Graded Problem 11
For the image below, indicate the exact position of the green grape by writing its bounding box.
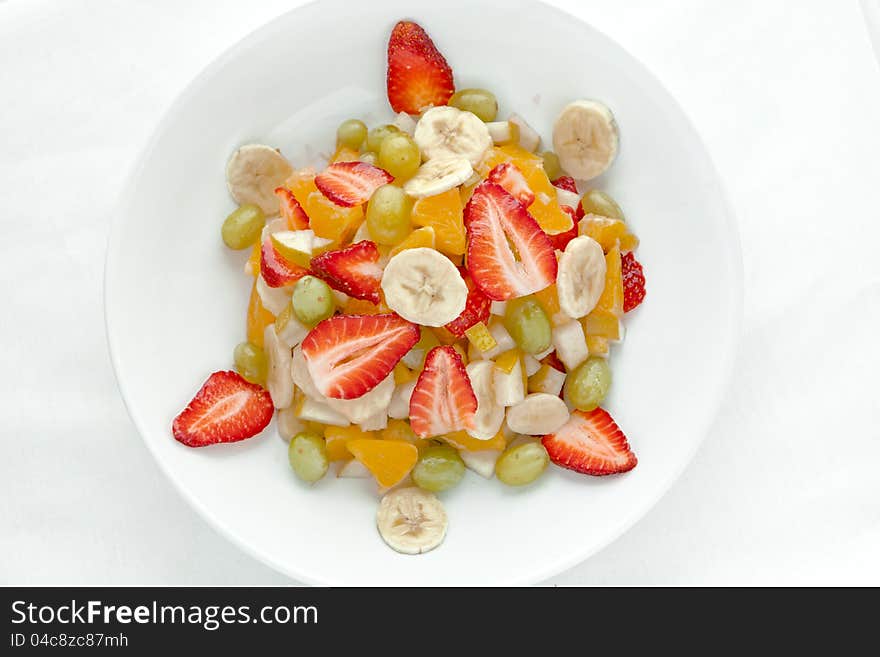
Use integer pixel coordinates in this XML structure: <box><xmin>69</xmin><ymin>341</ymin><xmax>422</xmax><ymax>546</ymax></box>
<box><xmin>378</xmin><ymin>133</ymin><xmax>421</xmax><ymax>180</ymax></box>
<box><xmin>565</xmin><ymin>356</ymin><xmax>612</xmax><ymax>411</ymax></box>
<box><xmin>541</xmin><ymin>151</ymin><xmax>562</xmax><ymax>181</ymax></box>
<box><xmin>337</xmin><ymin>119</ymin><xmax>367</xmax><ymax>150</ymax></box>
<box><xmin>580</xmin><ymin>189</ymin><xmax>624</xmax><ymax>220</ymax></box>
<box><xmin>221</xmin><ymin>204</ymin><xmax>264</xmax><ymax>249</ymax></box>
<box><xmin>503</xmin><ymin>296</ymin><xmax>552</xmax><ymax>354</ymax></box>
<box><xmin>495</xmin><ymin>441</ymin><xmax>549</xmax><ymax>486</ymax></box>
<box><xmin>448</xmin><ymin>88</ymin><xmax>498</xmax><ymax>122</ymax></box>
<box><xmin>288</xmin><ymin>432</ymin><xmax>329</xmax><ymax>483</ymax></box>
<box><xmin>366</xmin><ymin>124</ymin><xmax>400</xmax><ymax>154</ymax></box>
<box><xmin>233</xmin><ymin>341</ymin><xmax>268</xmax><ymax>386</ymax></box>
<box><xmin>291</xmin><ymin>276</ymin><xmax>334</xmax><ymax>326</ymax></box>
<box><xmin>412</xmin><ymin>445</ymin><xmax>465</xmax><ymax>492</ymax></box>
<box><xmin>366</xmin><ymin>184</ymin><xmax>412</xmax><ymax>245</ymax></box>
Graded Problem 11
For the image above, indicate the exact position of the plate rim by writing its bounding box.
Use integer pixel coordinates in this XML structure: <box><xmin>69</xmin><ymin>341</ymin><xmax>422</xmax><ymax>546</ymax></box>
<box><xmin>104</xmin><ymin>0</ymin><xmax>744</xmax><ymax>585</ymax></box>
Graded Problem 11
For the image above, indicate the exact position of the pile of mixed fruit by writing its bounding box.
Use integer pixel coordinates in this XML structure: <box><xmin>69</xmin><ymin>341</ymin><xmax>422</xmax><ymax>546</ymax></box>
<box><xmin>173</xmin><ymin>20</ymin><xmax>646</xmax><ymax>555</ymax></box>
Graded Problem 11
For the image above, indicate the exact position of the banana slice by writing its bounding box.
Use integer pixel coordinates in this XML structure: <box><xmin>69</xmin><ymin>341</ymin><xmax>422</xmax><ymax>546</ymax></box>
<box><xmin>506</xmin><ymin>393</ymin><xmax>570</xmax><ymax>435</ymax></box>
<box><xmin>226</xmin><ymin>144</ymin><xmax>293</xmax><ymax>215</ymax></box>
<box><xmin>376</xmin><ymin>487</ymin><xmax>447</xmax><ymax>555</ymax></box>
<box><xmin>413</xmin><ymin>106</ymin><xmax>492</xmax><ymax>165</ymax></box>
<box><xmin>552</xmin><ymin>100</ymin><xmax>619</xmax><ymax>181</ymax></box>
<box><xmin>381</xmin><ymin>248</ymin><xmax>468</xmax><ymax>326</ymax></box>
<box><xmin>465</xmin><ymin>361</ymin><xmax>505</xmax><ymax>440</ymax></box>
<box><xmin>264</xmin><ymin>325</ymin><xmax>293</xmax><ymax>409</ymax></box>
<box><xmin>403</xmin><ymin>156</ymin><xmax>473</xmax><ymax>198</ymax></box>
<box><xmin>557</xmin><ymin>236</ymin><xmax>606</xmax><ymax>319</ymax></box>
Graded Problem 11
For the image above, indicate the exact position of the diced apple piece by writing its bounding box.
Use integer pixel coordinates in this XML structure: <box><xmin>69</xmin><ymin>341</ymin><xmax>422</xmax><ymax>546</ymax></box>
<box><xmin>552</xmin><ymin>320</ymin><xmax>589</xmax><ymax>370</ymax></box>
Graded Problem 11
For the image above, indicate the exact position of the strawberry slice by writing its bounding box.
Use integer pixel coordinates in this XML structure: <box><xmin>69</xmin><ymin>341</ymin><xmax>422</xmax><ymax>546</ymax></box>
<box><xmin>387</xmin><ymin>20</ymin><xmax>455</xmax><ymax>114</ymax></box>
<box><xmin>310</xmin><ymin>240</ymin><xmax>383</xmax><ymax>303</ymax></box>
<box><xmin>260</xmin><ymin>233</ymin><xmax>308</xmax><ymax>287</ymax></box>
<box><xmin>551</xmin><ymin>176</ymin><xmax>578</xmax><ymax>194</ymax></box>
<box><xmin>172</xmin><ymin>371</ymin><xmax>274</xmax><ymax>447</ymax></box>
<box><xmin>540</xmin><ymin>351</ymin><xmax>566</xmax><ymax>373</ymax></box>
<box><xmin>275</xmin><ymin>187</ymin><xmax>310</xmax><ymax>229</ymax></box>
<box><xmin>444</xmin><ymin>267</ymin><xmax>491</xmax><ymax>337</ymax></box>
<box><xmin>463</xmin><ymin>181</ymin><xmax>558</xmax><ymax>301</ymax></box>
<box><xmin>542</xmin><ymin>408</ymin><xmax>637</xmax><ymax>475</ymax></box>
<box><xmin>547</xmin><ymin>206</ymin><xmax>579</xmax><ymax>251</ymax></box>
<box><xmin>314</xmin><ymin>161</ymin><xmax>394</xmax><ymax>207</ymax></box>
<box><xmin>487</xmin><ymin>163</ymin><xmax>535</xmax><ymax>207</ymax></box>
<box><xmin>301</xmin><ymin>314</ymin><xmax>419</xmax><ymax>399</ymax></box>
<box><xmin>409</xmin><ymin>346</ymin><xmax>477</xmax><ymax>438</ymax></box>
<box><xmin>622</xmin><ymin>251</ymin><xmax>646</xmax><ymax>312</ymax></box>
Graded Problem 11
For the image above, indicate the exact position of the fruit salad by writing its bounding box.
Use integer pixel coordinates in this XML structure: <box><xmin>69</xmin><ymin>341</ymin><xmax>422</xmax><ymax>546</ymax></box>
<box><xmin>172</xmin><ymin>19</ymin><xmax>646</xmax><ymax>555</ymax></box>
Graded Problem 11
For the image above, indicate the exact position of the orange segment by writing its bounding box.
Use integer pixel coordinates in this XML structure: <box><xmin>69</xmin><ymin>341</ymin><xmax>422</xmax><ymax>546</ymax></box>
<box><xmin>347</xmin><ymin>439</ymin><xmax>418</xmax><ymax>488</ymax></box>
<box><xmin>305</xmin><ymin>191</ymin><xmax>363</xmax><ymax>247</ymax></box>
<box><xmin>284</xmin><ymin>168</ymin><xmax>319</xmax><ymax>208</ymax></box>
<box><xmin>324</xmin><ymin>426</ymin><xmax>377</xmax><ymax>461</ymax></box>
<box><xmin>343</xmin><ymin>297</ymin><xmax>381</xmax><ymax>315</ymax></box>
<box><xmin>596</xmin><ymin>243</ymin><xmax>623</xmax><ymax>317</ymax></box>
<box><xmin>582</xmin><ymin>309</ymin><xmax>622</xmax><ymax>341</ymax></box>
<box><xmin>411</xmin><ymin>188</ymin><xmax>466</xmax><ymax>255</ymax></box>
<box><xmin>529</xmin><ymin>196</ymin><xmax>573</xmax><ymax>234</ymax></box>
<box><xmin>245</xmin><ymin>240</ymin><xmax>261</xmax><ymax>277</ymax></box>
<box><xmin>533</xmin><ymin>284</ymin><xmax>568</xmax><ymax>327</ymax></box>
<box><xmin>389</xmin><ymin>226</ymin><xmax>435</xmax><ymax>257</ymax></box>
<box><xmin>579</xmin><ymin>214</ymin><xmax>639</xmax><ymax>253</ymax></box>
<box><xmin>246</xmin><ymin>279</ymin><xmax>275</xmax><ymax>347</ymax></box>
<box><xmin>393</xmin><ymin>362</ymin><xmax>418</xmax><ymax>385</ymax></box>
<box><xmin>441</xmin><ymin>429</ymin><xmax>506</xmax><ymax>452</ymax></box>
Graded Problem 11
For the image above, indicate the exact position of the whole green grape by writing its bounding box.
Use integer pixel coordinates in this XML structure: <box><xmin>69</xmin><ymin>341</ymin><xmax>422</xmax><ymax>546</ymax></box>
<box><xmin>292</xmin><ymin>276</ymin><xmax>334</xmax><ymax>326</ymax></box>
<box><xmin>221</xmin><ymin>204</ymin><xmax>264</xmax><ymax>249</ymax></box>
<box><xmin>233</xmin><ymin>341</ymin><xmax>268</xmax><ymax>386</ymax></box>
<box><xmin>503</xmin><ymin>296</ymin><xmax>552</xmax><ymax>354</ymax></box>
<box><xmin>495</xmin><ymin>441</ymin><xmax>549</xmax><ymax>486</ymax></box>
<box><xmin>565</xmin><ymin>356</ymin><xmax>612</xmax><ymax>411</ymax></box>
<box><xmin>288</xmin><ymin>432</ymin><xmax>329</xmax><ymax>483</ymax></box>
<box><xmin>366</xmin><ymin>124</ymin><xmax>400</xmax><ymax>154</ymax></box>
<box><xmin>412</xmin><ymin>445</ymin><xmax>465</xmax><ymax>492</ymax></box>
<box><xmin>337</xmin><ymin>119</ymin><xmax>367</xmax><ymax>150</ymax></box>
<box><xmin>366</xmin><ymin>184</ymin><xmax>412</xmax><ymax>245</ymax></box>
<box><xmin>448</xmin><ymin>88</ymin><xmax>498</xmax><ymax>122</ymax></box>
<box><xmin>378</xmin><ymin>133</ymin><xmax>421</xmax><ymax>180</ymax></box>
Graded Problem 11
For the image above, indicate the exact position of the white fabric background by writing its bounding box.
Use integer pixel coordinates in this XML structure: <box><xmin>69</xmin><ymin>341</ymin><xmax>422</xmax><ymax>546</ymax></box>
<box><xmin>1</xmin><ymin>0</ymin><xmax>879</xmax><ymax>585</ymax></box>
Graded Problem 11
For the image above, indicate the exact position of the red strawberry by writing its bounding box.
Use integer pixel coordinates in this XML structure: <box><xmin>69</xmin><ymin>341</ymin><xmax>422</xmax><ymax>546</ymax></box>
<box><xmin>487</xmin><ymin>163</ymin><xmax>535</xmax><ymax>207</ymax></box>
<box><xmin>314</xmin><ymin>161</ymin><xmax>394</xmax><ymax>207</ymax></box>
<box><xmin>542</xmin><ymin>408</ymin><xmax>637</xmax><ymax>475</ymax></box>
<box><xmin>622</xmin><ymin>251</ymin><xmax>646</xmax><ymax>312</ymax></box>
<box><xmin>387</xmin><ymin>21</ymin><xmax>455</xmax><ymax>114</ymax></box>
<box><xmin>310</xmin><ymin>240</ymin><xmax>383</xmax><ymax>303</ymax></box>
<box><xmin>172</xmin><ymin>371</ymin><xmax>274</xmax><ymax>447</ymax></box>
<box><xmin>444</xmin><ymin>268</ymin><xmax>491</xmax><ymax>337</ymax></box>
<box><xmin>551</xmin><ymin>176</ymin><xmax>578</xmax><ymax>194</ymax></box>
<box><xmin>464</xmin><ymin>181</ymin><xmax>558</xmax><ymax>301</ymax></box>
<box><xmin>275</xmin><ymin>187</ymin><xmax>309</xmax><ymax>229</ymax></box>
<box><xmin>301</xmin><ymin>314</ymin><xmax>419</xmax><ymax>400</ymax></box>
<box><xmin>547</xmin><ymin>206</ymin><xmax>579</xmax><ymax>251</ymax></box>
<box><xmin>260</xmin><ymin>233</ymin><xmax>308</xmax><ymax>287</ymax></box>
<box><xmin>409</xmin><ymin>346</ymin><xmax>477</xmax><ymax>438</ymax></box>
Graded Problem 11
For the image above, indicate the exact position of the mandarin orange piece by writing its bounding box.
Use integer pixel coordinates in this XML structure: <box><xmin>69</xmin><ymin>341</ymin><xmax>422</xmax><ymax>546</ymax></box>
<box><xmin>411</xmin><ymin>188</ymin><xmax>466</xmax><ymax>255</ymax></box>
<box><xmin>347</xmin><ymin>439</ymin><xmax>419</xmax><ymax>488</ymax></box>
<box><xmin>246</xmin><ymin>279</ymin><xmax>275</xmax><ymax>348</ymax></box>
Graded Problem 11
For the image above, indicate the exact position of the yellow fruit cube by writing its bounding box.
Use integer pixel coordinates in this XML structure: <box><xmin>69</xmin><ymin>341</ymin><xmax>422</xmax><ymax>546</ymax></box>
<box><xmin>586</xmin><ymin>335</ymin><xmax>610</xmax><ymax>357</ymax></box>
<box><xmin>596</xmin><ymin>244</ymin><xmax>623</xmax><ymax>317</ymax></box>
<box><xmin>393</xmin><ymin>362</ymin><xmax>418</xmax><ymax>385</ymax></box>
<box><xmin>305</xmin><ymin>191</ymin><xmax>363</xmax><ymax>247</ymax></box>
<box><xmin>582</xmin><ymin>309</ymin><xmax>622</xmax><ymax>341</ymax></box>
<box><xmin>465</xmin><ymin>322</ymin><xmax>497</xmax><ymax>353</ymax></box>
<box><xmin>324</xmin><ymin>426</ymin><xmax>377</xmax><ymax>461</ymax></box>
<box><xmin>494</xmin><ymin>348</ymin><xmax>521</xmax><ymax>374</ymax></box>
<box><xmin>441</xmin><ymin>429</ymin><xmax>506</xmax><ymax>452</ymax></box>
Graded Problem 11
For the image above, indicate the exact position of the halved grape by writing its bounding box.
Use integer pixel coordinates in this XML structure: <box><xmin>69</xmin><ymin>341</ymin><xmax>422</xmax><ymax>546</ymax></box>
<box><xmin>580</xmin><ymin>189</ymin><xmax>624</xmax><ymax>220</ymax></box>
<box><xmin>366</xmin><ymin>184</ymin><xmax>412</xmax><ymax>245</ymax></box>
<box><xmin>412</xmin><ymin>445</ymin><xmax>465</xmax><ymax>492</ymax></box>
<box><xmin>503</xmin><ymin>296</ymin><xmax>552</xmax><ymax>354</ymax></box>
<box><xmin>541</xmin><ymin>151</ymin><xmax>562</xmax><ymax>181</ymax></box>
<box><xmin>292</xmin><ymin>275</ymin><xmax>334</xmax><ymax>326</ymax></box>
<box><xmin>495</xmin><ymin>441</ymin><xmax>549</xmax><ymax>486</ymax></box>
<box><xmin>448</xmin><ymin>88</ymin><xmax>498</xmax><ymax>122</ymax></box>
<box><xmin>233</xmin><ymin>341</ymin><xmax>268</xmax><ymax>386</ymax></box>
<box><xmin>366</xmin><ymin>124</ymin><xmax>401</xmax><ymax>154</ymax></box>
<box><xmin>379</xmin><ymin>133</ymin><xmax>421</xmax><ymax>180</ymax></box>
<box><xmin>288</xmin><ymin>432</ymin><xmax>329</xmax><ymax>483</ymax></box>
<box><xmin>221</xmin><ymin>204</ymin><xmax>264</xmax><ymax>249</ymax></box>
<box><xmin>565</xmin><ymin>356</ymin><xmax>612</xmax><ymax>411</ymax></box>
<box><xmin>337</xmin><ymin>119</ymin><xmax>367</xmax><ymax>150</ymax></box>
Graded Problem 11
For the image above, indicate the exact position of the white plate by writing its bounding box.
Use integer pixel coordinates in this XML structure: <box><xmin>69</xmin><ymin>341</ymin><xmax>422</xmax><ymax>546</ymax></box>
<box><xmin>105</xmin><ymin>0</ymin><xmax>741</xmax><ymax>585</ymax></box>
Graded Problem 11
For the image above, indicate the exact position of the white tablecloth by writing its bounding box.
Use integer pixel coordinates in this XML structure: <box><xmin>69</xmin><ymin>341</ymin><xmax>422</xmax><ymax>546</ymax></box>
<box><xmin>2</xmin><ymin>0</ymin><xmax>879</xmax><ymax>585</ymax></box>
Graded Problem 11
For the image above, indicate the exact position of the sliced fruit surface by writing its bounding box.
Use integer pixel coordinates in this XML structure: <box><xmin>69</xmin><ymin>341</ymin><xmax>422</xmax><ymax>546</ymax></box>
<box><xmin>310</xmin><ymin>240</ymin><xmax>383</xmax><ymax>303</ymax></box>
<box><xmin>542</xmin><ymin>408</ymin><xmax>637</xmax><ymax>475</ymax></box>
<box><xmin>301</xmin><ymin>313</ymin><xmax>420</xmax><ymax>400</ymax></box>
<box><xmin>410</xmin><ymin>187</ymin><xmax>466</xmax><ymax>255</ymax></box>
<box><xmin>315</xmin><ymin>161</ymin><xmax>394</xmax><ymax>207</ymax></box>
<box><xmin>409</xmin><ymin>345</ymin><xmax>477</xmax><ymax>438</ymax></box>
<box><xmin>464</xmin><ymin>181</ymin><xmax>557</xmax><ymax>300</ymax></box>
<box><xmin>348</xmin><ymin>438</ymin><xmax>418</xmax><ymax>488</ymax></box>
<box><xmin>172</xmin><ymin>371</ymin><xmax>274</xmax><ymax>447</ymax></box>
<box><xmin>386</xmin><ymin>21</ymin><xmax>455</xmax><ymax>114</ymax></box>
